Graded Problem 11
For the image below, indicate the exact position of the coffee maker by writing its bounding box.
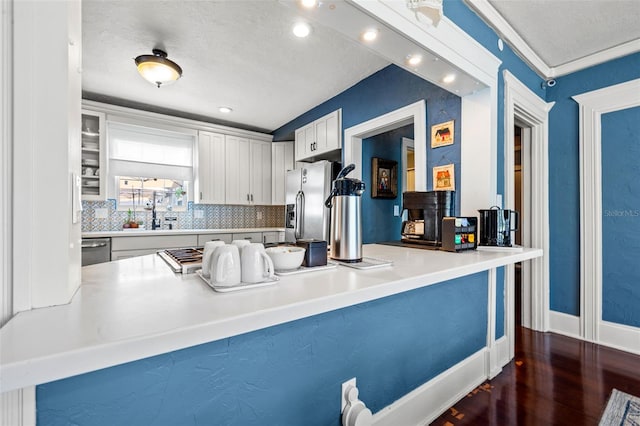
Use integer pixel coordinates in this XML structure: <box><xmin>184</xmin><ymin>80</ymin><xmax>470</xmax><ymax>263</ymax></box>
<box><xmin>478</xmin><ymin>207</ymin><xmax>519</xmax><ymax>247</ymax></box>
<box><xmin>401</xmin><ymin>191</ymin><xmax>455</xmax><ymax>246</ymax></box>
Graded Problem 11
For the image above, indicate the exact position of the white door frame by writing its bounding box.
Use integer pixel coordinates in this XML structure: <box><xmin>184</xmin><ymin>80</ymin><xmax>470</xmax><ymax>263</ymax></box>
<box><xmin>573</xmin><ymin>78</ymin><xmax>640</xmax><ymax>351</ymax></box>
<box><xmin>401</xmin><ymin>137</ymin><xmax>415</xmax><ymax>194</ymax></box>
<box><xmin>344</xmin><ymin>100</ymin><xmax>427</xmax><ymax>191</ymax></box>
<box><xmin>503</xmin><ymin>70</ymin><xmax>554</xmax><ymax>358</ymax></box>
<box><xmin>515</xmin><ymin>124</ymin><xmax>533</xmax><ymax>329</ymax></box>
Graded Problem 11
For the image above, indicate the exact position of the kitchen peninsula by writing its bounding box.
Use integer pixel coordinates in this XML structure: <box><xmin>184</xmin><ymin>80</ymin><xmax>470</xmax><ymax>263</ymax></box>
<box><xmin>2</xmin><ymin>244</ymin><xmax>541</xmax><ymax>425</ymax></box>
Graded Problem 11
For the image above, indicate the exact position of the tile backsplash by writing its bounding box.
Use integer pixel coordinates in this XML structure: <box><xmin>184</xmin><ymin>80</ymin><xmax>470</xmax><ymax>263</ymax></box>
<box><xmin>82</xmin><ymin>200</ymin><xmax>285</xmax><ymax>232</ymax></box>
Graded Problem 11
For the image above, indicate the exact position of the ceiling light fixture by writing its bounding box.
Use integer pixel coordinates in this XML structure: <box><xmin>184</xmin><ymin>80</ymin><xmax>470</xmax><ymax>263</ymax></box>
<box><xmin>300</xmin><ymin>0</ymin><xmax>318</xmax><ymax>8</ymax></box>
<box><xmin>442</xmin><ymin>74</ymin><xmax>456</xmax><ymax>84</ymax></box>
<box><xmin>293</xmin><ymin>22</ymin><xmax>312</xmax><ymax>38</ymax></box>
<box><xmin>134</xmin><ymin>49</ymin><xmax>182</xmax><ymax>88</ymax></box>
<box><xmin>406</xmin><ymin>54</ymin><xmax>422</xmax><ymax>66</ymax></box>
<box><xmin>361</xmin><ymin>29</ymin><xmax>379</xmax><ymax>42</ymax></box>
<box><xmin>219</xmin><ymin>107</ymin><xmax>233</xmax><ymax>114</ymax></box>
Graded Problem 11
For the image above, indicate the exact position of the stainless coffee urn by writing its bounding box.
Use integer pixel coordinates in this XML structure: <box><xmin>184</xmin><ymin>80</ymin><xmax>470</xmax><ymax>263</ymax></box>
<box><xmin>324</xmin><ymin>164</ymin><xmax>366</xmax><ymax>262</ymax></box>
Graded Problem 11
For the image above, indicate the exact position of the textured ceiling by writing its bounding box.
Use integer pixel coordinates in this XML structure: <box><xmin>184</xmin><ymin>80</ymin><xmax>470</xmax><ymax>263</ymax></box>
<box><xmin>488</xmin><ymin>0</ymin><xmax>640</xmax><ymax>67</ymax></box>
<box><xmin>82</xmin><ymin>0</ymin><xmax>389</xmax><ymax>133</ymax></box>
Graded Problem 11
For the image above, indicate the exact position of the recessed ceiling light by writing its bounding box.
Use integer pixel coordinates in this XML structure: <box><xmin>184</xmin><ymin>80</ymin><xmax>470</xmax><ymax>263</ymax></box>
<box><xmin>300</xmin><ymin>0</ymin><xmax>317</xmax><ymax>8</ymax></box>
<box><xmin>219</xmin><ymin>107</ymin><xmax>232</xmax><ymax>113</ymax></box>
<box><xmin>293</xmin><ymin>22</ymin><xmax>311</xmax><ymax>38</ymax></box>
<box><xmin>406</xmin><ymin>54</ymin><xmax>422</xmax><ymax>66</ymax></box>
<box><xmin>361</xmin><ymin>29</ymin><xmax>378</xmax><ymax>42</ymax></box>
<box><xmin>442</xmin><ymin>74</ymin><xmax>456</xmax><ymax>84</ymax></box>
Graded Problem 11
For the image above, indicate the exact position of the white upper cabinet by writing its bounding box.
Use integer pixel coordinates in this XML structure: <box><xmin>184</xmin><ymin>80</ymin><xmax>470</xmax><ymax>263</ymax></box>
<box><xmin>225</xmin><ymin>137</ymin><xmax>271</xmax><ymax>205</ymax></box>
<box><xmin>250</xmin><ymin>140</ymin><xmax>272</xmax><ymax>205</ymax></box>
<box><xmin>197</xmin><ymin>131</ymin><xmax>226</xmax><ymax>204</ymax></box>
<box><xmin>271</xmin><ymin>141</ymin><xmax>294</xmax><ymax>205</ymax></box>
<box><xmin>294</xmin><ymin>109</ymin><xmax>341</xmax><ymax>162</ymax></box>
<box><xmin>81</xmin><ymin>109</ymin><xmax>106</xmax><ymax>201</ymax></box>
<box><xmin>225</xmin><ymin>135</ymin><xmax>251</xmax><ymax>205</ymax></box>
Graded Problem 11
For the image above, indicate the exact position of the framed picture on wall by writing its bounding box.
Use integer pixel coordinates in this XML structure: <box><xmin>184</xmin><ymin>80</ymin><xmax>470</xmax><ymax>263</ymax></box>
<box><xmin>433</xmin><ymin>164</ymin><xmax>455</xmax><ymax>191</ymax></box>
<box><xmin>431</xmin><ymin>120</ymin><xmax>455</xmax><ymax>148</ymax></box>
<box><xmin>371</xmin><ymin>157</ymin><xmax>398</xmax><ymax>199</ymax></box>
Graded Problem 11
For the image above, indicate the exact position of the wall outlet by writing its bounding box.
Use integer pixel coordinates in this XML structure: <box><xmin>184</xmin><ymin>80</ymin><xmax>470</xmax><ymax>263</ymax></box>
<box><xmin>94</xmin><ymin>208</ymin><xmax>108</xmax><ymax>219</ymax></box>
<box><xmin>194</xmin><ymin>210</ymin><xmax>204</xmax><ymax>219</ymax></box>
<box><xmin>393</xmin><ymin>205</ymin><xmax>400</xmax><ymax>216</ymax></box>
<box><xmin>257</xmin><ymin>211</ymin><xmax>263</xmax><ymax>220</ymax></box>
<box><xmin>341</xmin><ymin>377</ymin><xmax>357</xmax><ymax>413</ymax></box>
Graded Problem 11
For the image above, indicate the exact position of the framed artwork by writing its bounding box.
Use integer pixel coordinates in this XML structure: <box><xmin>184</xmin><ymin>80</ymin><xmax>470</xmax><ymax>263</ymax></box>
<box><xmin>431</xmin><ymin>120</ymin><xmax>455</xmax><ymax>148</ymax></box>
<box><xmin>371</xmin><ymin>157</ymin><xmax>398</xmax><ymax>199</ymax></box>
<box><xmin>433</xmin><ymin>164</ymin><xmax>455</xmax><ymax>191</ymax></box>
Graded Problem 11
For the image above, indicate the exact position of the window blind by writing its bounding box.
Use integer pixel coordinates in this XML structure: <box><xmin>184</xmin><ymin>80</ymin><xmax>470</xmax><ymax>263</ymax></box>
<box><xmin>108</xmin><ymin>122</ymin><xmax>195</xmax><ymax>181</ymax></box>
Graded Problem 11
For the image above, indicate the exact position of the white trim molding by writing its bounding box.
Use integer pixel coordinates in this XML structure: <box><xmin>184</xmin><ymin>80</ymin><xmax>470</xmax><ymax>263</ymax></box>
<box><xmin>573</xmin><ymin>78</ymin><xmax>640</xmax><ymax>349</ymax></box>
<box><xmin>372</xmin><ymin>348</ymin><xmax>487</xmax><ymax>426</ymax></box>
<box><xmin>503</xmin><ymin>71</ymin><xmax>554</xmax><ymax>358</ymax></box>
<box><xmin>549</xmin><ymin>310</ymin><xmax>581</xmax><ymax>339</ymax></box>
<box><xmin>464</xmin><ymin>0</ymin><xmax>640</xmax><ymax>79</ymax></box>
<box><xmin>344</xmin><ymin>100</ymin><xmax>427</xmax><ymax>189</ymax></box>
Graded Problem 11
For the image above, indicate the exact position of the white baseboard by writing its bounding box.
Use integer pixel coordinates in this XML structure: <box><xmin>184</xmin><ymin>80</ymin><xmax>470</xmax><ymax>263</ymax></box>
<box><xmin>599</xmin><ymin>320</ymin><xmax>640</xmax><ymax>355</ymax></box>
<box><xmin>549</xmin><ymin>310</ymin><xmax>581</xmax><ymax>339</ymax></box>
<box><xmin>372</xmin><ymin>349</ymin><xmax>487</xmax><ymax>426</ymax></box>
<box><xmin>496</xmin><ymin>335</ymin><xmax>510</xmax><ymax>368</ymax></box>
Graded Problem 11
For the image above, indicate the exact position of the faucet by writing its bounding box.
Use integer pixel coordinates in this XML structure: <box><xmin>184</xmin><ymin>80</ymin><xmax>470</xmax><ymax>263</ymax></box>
<box><xmin>151</xmin><ymin>191</ymin><xmax>161</xmax><ymax>230</ymax></box>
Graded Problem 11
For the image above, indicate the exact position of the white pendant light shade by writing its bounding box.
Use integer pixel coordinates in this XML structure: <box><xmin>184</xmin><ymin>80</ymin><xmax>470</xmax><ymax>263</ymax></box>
<box><xmin>134</xmin><ymin>49</ymin><xmax>183</xmax><ymax>88</ymax></box>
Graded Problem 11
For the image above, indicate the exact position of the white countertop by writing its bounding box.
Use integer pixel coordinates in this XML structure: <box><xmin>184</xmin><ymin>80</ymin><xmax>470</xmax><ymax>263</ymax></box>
<box><xmin>0</xmin><ymin>244</ymin><xmax>542</xmax><ymax>392</ymax></box>
<box><xmin>82</xmin><ymin>227</ymin><xmax>285</xmax><ymax>238</ymax></box>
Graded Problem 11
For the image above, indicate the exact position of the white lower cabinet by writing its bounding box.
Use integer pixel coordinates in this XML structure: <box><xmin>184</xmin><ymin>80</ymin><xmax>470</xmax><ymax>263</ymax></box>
<box><xmin>111</xmin><ymin>249</ymin><xmax>158</xmax><ymax>261</ymax></box>
<box><xmin>197</xmin><ymin>233</ymin><xmax>233</xmax><ymax>246</ymax></box>
<box><xmin>262</xmin><ymin>231</ymin><xmax>284</xmax><ymax>244</ymax></box>
<box><xmin>111</xmin><ymin>235</ymin><xmax>198</xmax><ymax>259</ymax></box>
<box><xmin>231</xmin><ymin>232</ymin><xmax>262</xmax><ymax>243</ymax></box>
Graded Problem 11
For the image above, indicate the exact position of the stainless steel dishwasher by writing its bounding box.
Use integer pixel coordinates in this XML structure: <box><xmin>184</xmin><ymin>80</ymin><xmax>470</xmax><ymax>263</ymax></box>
<box><xmin>81</xmin><ymin>238</ymin><xmax>111</xmax><ymax>266</ymax></box>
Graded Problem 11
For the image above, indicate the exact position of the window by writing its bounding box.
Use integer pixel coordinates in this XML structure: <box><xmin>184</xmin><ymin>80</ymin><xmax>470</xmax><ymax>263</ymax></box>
<box><xmin>107</xmin><ymin>121</ymin><xmax>195</xmax><ymax>211</ymax></box>
<box><xmin>117</xmin><ymin>177</ymin><xmax>188</xmax><ymax>212</ymax></box>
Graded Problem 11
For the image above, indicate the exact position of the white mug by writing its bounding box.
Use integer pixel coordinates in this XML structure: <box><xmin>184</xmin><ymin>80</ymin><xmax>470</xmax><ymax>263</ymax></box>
<box><xmin>241</xmin><ymin>243</ymin><xmax>275</xmax><ymax>283</ymax></box>
<box><xmin>231</xmin><ymin>239</ymin><xmax>252</xmax><ymax>253</ymax></box>
<box><xmin>211</xmin><ymin>244</ymin><xmax>241</xmax><ymax>287</ymax></box>
<box><xmin>201</xmin><ymin>241</ymin><xmax>226</xmax><ymax>278</ymax></box>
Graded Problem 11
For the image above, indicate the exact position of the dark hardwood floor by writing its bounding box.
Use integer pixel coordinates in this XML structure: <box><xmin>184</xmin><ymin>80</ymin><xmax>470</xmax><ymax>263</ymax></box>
<box><xmin>431</xmin><ymin>327</ymin><xmax>640</xmax><ymax>425</ymax></box>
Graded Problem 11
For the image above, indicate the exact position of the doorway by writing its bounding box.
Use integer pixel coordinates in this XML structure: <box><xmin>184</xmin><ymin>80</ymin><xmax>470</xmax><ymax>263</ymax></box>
<box><xmin>514</xmin><ymin>124</ymin><xmax>532</xmax><ymax>328</ymax></box>
<box><xmin>402</xmin><ymin>137</ymin><xmax>415</xmax><ymax>193</ymax></box>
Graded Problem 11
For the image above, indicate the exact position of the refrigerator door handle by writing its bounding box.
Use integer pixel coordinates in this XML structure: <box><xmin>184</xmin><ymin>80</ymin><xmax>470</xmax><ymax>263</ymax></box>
<box><xmin>295</xmin><ymin>190</ymin><xmax>304</xmax><ymax>239</ymax></box>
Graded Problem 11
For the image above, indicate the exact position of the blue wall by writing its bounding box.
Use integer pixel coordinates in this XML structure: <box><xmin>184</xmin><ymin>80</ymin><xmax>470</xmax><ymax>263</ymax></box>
<box><xmin>37</xmin><ymin>273</ymin><xmax>488</xmax><ymax>426</ymax></box>
<box><xmin>446</xmin><ymin>0</ymin><xmax>640</xmax><ymax>323</ymax></box>
<box><xmin>273</xmin><ymin>64</ymin><xmax>462</xmax><ymax>244</ymax></box>
<box><xmin>601</xmin><ymin>106</ymin><xmax>640</xmax><ymax>327</ymax></box>
<box><xmin>361</xmin><ymin>125</ymin><xmax>411</xmax><ymax>243</ymax></box>
<box><xmin>545</xmin><ymin>53</ymin><xmax>640</xmax><ymax>315</ymax></box>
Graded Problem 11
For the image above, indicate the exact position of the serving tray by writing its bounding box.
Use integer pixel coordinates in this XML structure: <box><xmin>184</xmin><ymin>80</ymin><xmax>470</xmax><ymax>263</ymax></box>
<box><xmin>274</xmin><ymin>262</ymin><xmax>338</xmax><ymax>276</ymax></box>
<box><xmin>332</xmin><ymin>257</ymin><xmax>393</xmax><ymax>270</ymax></box>
<box><xmin>196</xmin><ymin>270</ymin><xmax>278</xmax><ymax>292</ymax></box>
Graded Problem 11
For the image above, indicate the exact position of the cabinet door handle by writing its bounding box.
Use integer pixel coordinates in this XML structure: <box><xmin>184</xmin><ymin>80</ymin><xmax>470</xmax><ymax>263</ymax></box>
<box><xmin>251</xmin><ymin>194</ymin><xmax>254</xmax><ymax>202</ymax></box>
<box><xmin>247</xmin><ymin>194</ymin><xmax>250</xmax><ymax>201</ymax></box>
<box><xmin>200</xmin><ymin>191</ymin><xmax>203</xmax><ymax>200</ymax></box>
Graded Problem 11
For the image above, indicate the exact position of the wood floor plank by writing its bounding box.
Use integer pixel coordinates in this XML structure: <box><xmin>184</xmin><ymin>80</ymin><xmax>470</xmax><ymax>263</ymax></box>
<box><xmin>430</xmin><ymin>327</ymin><xmax>640</xmax><ymax>425</ymax></box>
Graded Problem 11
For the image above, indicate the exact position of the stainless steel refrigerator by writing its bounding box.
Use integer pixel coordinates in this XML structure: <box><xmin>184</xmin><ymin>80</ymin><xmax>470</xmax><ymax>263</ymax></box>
<box><xmin>285</xmin><ymin>161</ymin><xmax>339</xmax><ymax>243</ymax></box>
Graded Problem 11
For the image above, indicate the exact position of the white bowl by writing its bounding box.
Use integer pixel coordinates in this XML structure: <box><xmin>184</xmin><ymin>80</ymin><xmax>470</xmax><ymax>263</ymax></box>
<box><xmin>265</xmin><ymin>246</ymin><xmax>306</xmax><ymax>271</ymax></box>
